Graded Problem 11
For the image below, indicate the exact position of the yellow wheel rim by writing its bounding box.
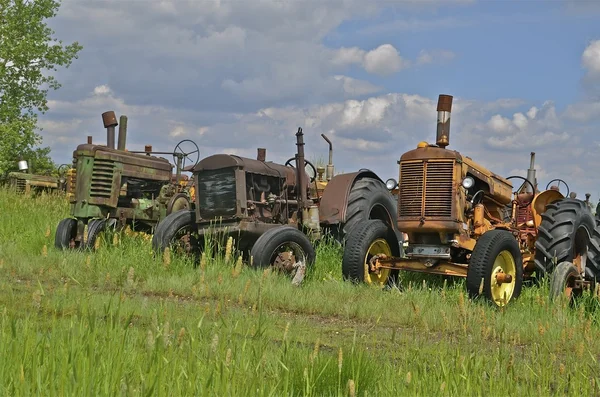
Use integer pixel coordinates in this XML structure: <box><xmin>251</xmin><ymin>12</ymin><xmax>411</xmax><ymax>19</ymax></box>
<box><xmin>489</xmin><ymin>249</ymin><xmax>517</xmax><ymax>306</ymax></box>
<box><xmin>364</xmin><ymin>238</ymin><xmax>392</xmax><ymax>287</ymax></box>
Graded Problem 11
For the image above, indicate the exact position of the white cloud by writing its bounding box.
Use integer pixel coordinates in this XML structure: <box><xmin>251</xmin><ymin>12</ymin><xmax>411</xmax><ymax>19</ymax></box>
<box><xmin>416</xmin><ymin>49</ymin><xmax>456</xmax><ymax>65</ymax></box>
<box><xmin>582</xmin><ymin>40</ymin><xmax>600</xmax><ymax>75</ymax></box>
<box><xmin>330</xmin><ymin>44</ymin><xmax>408</xmax><ymax>76</ymax></box>
<box><xmin>93</xmin><ymin>85</ymin><xmax>111</xmax><ymax>96</ymax></box>
<box><xmin>363</xmin><ymin>44</ymin><xmax>407</xmax><ymax>76</ymax></box>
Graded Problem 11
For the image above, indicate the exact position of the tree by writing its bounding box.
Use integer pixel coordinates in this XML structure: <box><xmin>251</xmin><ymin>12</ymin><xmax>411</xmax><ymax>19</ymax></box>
<box><xmin>0</xmin><ymin>0</ymin><xmax>82</xmax><ymax>176</ymax></box>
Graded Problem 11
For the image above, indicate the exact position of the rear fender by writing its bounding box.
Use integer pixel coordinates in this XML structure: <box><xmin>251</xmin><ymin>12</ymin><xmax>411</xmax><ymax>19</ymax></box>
<box><xmin>319</xmin><ymin>170</ymin><xmax>392</xmax><ymax>226</ymax></box>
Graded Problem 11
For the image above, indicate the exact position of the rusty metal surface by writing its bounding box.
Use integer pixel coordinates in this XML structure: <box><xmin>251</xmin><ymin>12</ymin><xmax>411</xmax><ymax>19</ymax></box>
<box><xmin>193</xmin><ymin>153</ymin><xmax>300</xmax><ymax>185</ymax></box>
<box><xmin>257</xmin><ymin>148</ymin><xmax>266</xmax><ymax>162</ymax></box>
<box><xmin>318</xmin><ymin>170</ymin><xmax>383</xmax><ymax>224</ymax></box>
<box><xmin>378</xmin><ymin>257</ymin><xmax>469</xmax><ymax>277</ymax></box>
<box><xmin>117</xmin><ymin>115</ymin><xmax>128</xmax><ymax>151</ymax></box>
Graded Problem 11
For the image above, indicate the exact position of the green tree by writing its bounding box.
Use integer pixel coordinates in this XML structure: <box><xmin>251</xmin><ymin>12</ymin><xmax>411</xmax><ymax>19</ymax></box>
<box><xmin>0</xmin><ymin>0</ymin><xmax>82</xmax><ymax>176</ymax></box>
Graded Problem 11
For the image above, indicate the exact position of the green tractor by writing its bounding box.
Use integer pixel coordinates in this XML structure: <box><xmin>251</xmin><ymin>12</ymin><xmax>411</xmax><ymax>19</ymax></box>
<box><xmin>54</xmin><ymin>110</ymin><xmax>199</xmax><ymax>250</ymax></box>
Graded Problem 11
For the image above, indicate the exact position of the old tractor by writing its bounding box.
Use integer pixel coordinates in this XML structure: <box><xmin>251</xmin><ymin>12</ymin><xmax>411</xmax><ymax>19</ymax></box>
<box><xmin>3</xmin><ymin>161</ymin><xmax>72</xmax><ymax>195</ymax></box>
<box><xmin>341</xmin><ymin>93</ymin><xmax>599</xmax><ymax>307</ymax></box>
<box><xmin>54</xmin><ymin>110</ymin><xmax>199</xmax><ymax>250</ymax></box>
<box><xmin>152</xmin><ymin>127</ymin><xmax>397</xmax><ymax>281</ymax></box>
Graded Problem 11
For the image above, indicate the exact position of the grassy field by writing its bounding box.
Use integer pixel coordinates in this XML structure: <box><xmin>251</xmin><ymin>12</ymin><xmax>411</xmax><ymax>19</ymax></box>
<box><xmin>2</xmin><ymin>189</ymin><xmax>600</xmax><ymax>396</ymax></box>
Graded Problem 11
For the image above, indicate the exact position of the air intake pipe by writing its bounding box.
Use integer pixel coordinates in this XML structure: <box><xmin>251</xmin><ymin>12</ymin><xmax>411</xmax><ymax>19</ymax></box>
<box><xmin>117</xmin><ymin>115</ymin><xmax>128</xmax><ymax>150</ymax></box>
<box><xmin>526</xmin><ymin>152</ymin><xmax>536</xmax><ymax>193</ymax></box>
<box><xmin>436</xmin><ymin>94</ymin><xmax>453</xmax><ymax>148</ymax></box>
<box><xmin>321</xmin><ymin>133</ymin><xmax>334</xmax><ymax>181</ymax></box>
<box><xmin>102</xmin><ymin>111</ymin><xmax>118</xmax><ymax>149</ymax></box>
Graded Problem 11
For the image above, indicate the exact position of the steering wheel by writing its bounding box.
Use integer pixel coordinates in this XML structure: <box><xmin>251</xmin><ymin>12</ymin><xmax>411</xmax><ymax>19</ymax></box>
<box><xmin>545</xmin><ymin>179</ymin><xmax>569</xmax><ymax>196</ymax></box>
<box><xmin>285</xmin><ymin>157</ymin><xmax>317</xmax><ymax>183</ymax></box>
<box><xmin>57</xmin><ymin>164</ymin><xmax>71</xmax><ymax>177</ymax></box>
<box><xmin>506</xmin><ymin>176</ymin><xmax>536</xmax><ymax>208</ymax></box>
<box><xmin>173</xmin><ymin>139</ymin><xmax>200</xmax><ymax>171</ymax></box>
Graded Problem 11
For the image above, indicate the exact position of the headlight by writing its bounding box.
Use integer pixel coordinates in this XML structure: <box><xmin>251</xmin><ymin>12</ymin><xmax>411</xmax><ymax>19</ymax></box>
<box><xmin>385</xmin><ymin>178</ymin><xmax>397</xmax><ymax>190</ymax></box>
<box><xmin>462</xmin><ymin>176</ymin><xmax>474</xmax><ymax>189</ymax></box>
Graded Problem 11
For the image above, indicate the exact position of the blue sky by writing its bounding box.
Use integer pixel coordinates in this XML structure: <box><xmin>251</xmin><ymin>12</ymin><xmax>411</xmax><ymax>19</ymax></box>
<box><xmin>39</xmin><ymin>0</ymin><xmax>600</xmax><ymax>199</ymax></box>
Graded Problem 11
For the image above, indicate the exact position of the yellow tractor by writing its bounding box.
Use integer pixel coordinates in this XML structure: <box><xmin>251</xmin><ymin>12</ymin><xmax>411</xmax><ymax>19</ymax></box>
<box><xmin>341</xmin><ymin>94</ymin><xmax>599</xmax><ymax>307</ymax></box>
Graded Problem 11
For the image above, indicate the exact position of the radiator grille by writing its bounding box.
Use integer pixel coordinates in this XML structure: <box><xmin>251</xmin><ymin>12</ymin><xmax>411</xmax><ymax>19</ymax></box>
<box><xmin>399</xmin><ymin>160</ymin><xmax>453</xmax><ymax>218</ymax></box>
<box><xmin>16</xmin><ymin>178</ymin><xmax>26</xmax><ymax>193</ymax></box>
<box><xmin>197</xmin><ymin>168</ymin><xmax>237</xmax><ymax>218</ymax></box>
<box><xmin>90</xmin><ymin>159</ymin><xmax>115</xmax><ymax>198</ymax></box>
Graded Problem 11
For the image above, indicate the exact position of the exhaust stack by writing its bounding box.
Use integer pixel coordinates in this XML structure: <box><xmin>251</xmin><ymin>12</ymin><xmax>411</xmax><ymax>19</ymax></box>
<box><xmin>321</xmin><ymin>134</ymin><xmax>334</xmax><ymax>181</ymax></box>
<box><xmin>102</xmin><ymin>111</ymin><xmax>118</xmax><ymax>149</ymax></box>
<box><xmin>117</xmin><ymin>115</ymin><xmax>128</xmax><ymax>150</ymax></box>
<box><xmin>526</xmin><ymin>152</ymin><xmax>536</xmax><ymax>193</ymax></box>
<box><xmin>257</xmin><ymin>148</ymin><xmax>266</xmax><ymax>162</ymax></box>
<box><xmin>295</xmin><ymin>127</ymin><xmax>308</xmax><ymax>212</ymax></box>
<box><xmin>436</xmin><ymin>94</ymin><xmax>453</xmax><ymax>148</ymax></box>
<box><xmin>87</xmin><ymin>136</ymin><xmax>93</xmax><ymax>144</ymax></box>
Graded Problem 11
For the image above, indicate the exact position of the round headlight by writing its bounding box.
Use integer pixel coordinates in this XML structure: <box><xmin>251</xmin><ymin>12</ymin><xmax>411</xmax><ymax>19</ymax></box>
<box><xmin>462</xmin><ymin>176</ymin><xmax>474</xmax><ymax>189</ymax></box>
<box><xmin>386</xmin><ymin>178</ymin><xmax>397</xmax><ymax>190</ymax></box>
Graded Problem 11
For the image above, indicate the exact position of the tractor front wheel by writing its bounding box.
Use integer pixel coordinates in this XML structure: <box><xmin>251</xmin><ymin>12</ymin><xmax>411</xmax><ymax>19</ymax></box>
<box><xmin>341</xmin><ymin>219</ymin><xmax>400</xmax><ymax>288</ymax></box>
<box><xmin>466</xmin><ymin>230</ymin><xmax>523</xmax><ymax>307</ymax></box>
<box><xmin>250</xmin><ymin>226</ymin><xmax>315</xmax><ymax>285</ymax></box>
<box><xmin>549</xmin><ymin>261</ymin><xmax>583</xmax><ymax>305</ymax></box>
<box><xmin>152</xmin><ymin>210</ymin><xmax>201</xmax><ymax>261</ymax></box>
<box><xmin>85</xmin><ymin>218</ymin><xmax>106</xmax><ymax>250</ymax></box>
<box><xmin>54</xmin><ymin>218</ymin><xmax>78</xmax><ymax>250</ymax></box>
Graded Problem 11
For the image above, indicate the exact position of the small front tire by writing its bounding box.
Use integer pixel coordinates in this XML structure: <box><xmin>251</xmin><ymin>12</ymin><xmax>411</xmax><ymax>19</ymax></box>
<box><xmin>549</xmin><ymin>261</ymin><xmax>584</xmax><ymax>305</ymax></box>
<box><xmin>55</xmin><ymin>218</ymin><xmax>77</xmax><ymax>250</ymax></box>
<box><xmin>466</xmin><ymin>229</ymin><xmax>523</xmax><ymax>307</ymax></box>
<box><xmin>250</xmin><ymin>226</ymin><xmax>315</xmax><ymax>285</ymax></box>
<box><xmin>342</xmin><ymin>219</ymin><xmax>400</xmax><ymax>287</ymax></box>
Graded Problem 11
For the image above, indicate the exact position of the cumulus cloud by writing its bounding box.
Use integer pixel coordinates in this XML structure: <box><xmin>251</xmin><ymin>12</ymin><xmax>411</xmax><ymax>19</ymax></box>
<box><xmin>330</xmin><ymin>44</ymin><xmax>408</xmax><ymax>76</ymax></box>
<box><xmin>582</xmin><ymin>40</ymin><xmax>600</xmax><ymax>76</ymax></box>
<box><xmin>416</xmin><ymin>49</ymin><xmax>456</xmax><ymax>65</ymax></box>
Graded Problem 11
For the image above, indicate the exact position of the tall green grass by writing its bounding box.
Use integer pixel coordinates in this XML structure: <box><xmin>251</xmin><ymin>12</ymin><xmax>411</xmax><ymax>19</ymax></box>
<box><xmin>1</xmin><ymin>188</ymin><xmax>600</xmax><ymax>395</ymax></box>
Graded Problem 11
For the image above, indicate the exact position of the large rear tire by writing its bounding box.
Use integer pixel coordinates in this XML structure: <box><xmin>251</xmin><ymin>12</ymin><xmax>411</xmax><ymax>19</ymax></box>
<box><xmin>341</xmin><ymin>177</ymin><xmax>398</xmax><ymax>242</ymax></box>
<box><xmin>342</xmin><ymin>219</ymin><xmax>400</xmax><ymax>287</ymax></box>
<box><xmin>534</xmin><ymin>198</ymin><xmax>597</xmax><ymax>276</ymax></box>
<box><xmin>466</xmin><ymin>230</ymin><xmax>523</xmax><ymax>307</ymax></box>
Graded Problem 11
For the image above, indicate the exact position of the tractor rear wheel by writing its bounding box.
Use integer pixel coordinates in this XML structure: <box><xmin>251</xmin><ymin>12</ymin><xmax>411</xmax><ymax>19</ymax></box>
<box><xmin>533</xmin><ymin>198</ymin><xmax>597</xmax><ymax>277</ymax></box>
<box><xmin>549</xmin><ymin>261</ymin><xmax>583</xmax><ymax>305</ymax></box>
<box><xmin>341</xmin><ymin>219</ymin><xmax>400</xmax><ymax>288</ymax></box>
<box><xmin>250</xmin><ymin>226</ymin><xmax>315</xmax><ymax>285</ymax></box>
<box><xmin>466</xmin><ymin>229</ymin><xmax>523</xmax><ymax>307</ymax></box>
<box><xmin>55</xmin><ymin>218</ymin><xmax>77</xmax><ymax>250</ymax></box>
<box><xmin>341</xmin><ymin>177</ymin><xmax>398</xmax><ymax>242</ymax></box>
<box><xmin>152</xmin><ymin>210</ymin><xmax>201</xmax><ymax>261</ymax></box>
<box><xmin>85</xmin><ymin>218</ymin><xmax>106</xmax><ymax>250</ymax></box>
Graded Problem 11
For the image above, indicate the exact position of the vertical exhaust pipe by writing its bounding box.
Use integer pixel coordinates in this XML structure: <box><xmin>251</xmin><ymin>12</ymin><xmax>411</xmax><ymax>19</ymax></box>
<box><xmin>436</xmin><ymin>94</ymin><xmax>453</xmax><ymax>148</ymax></box>
<box><xmin>87</xmin><ymin>136</ymin><xmax>93</xmax><ymax>144</ymax></box>
<box><xmin>101</xmin><ymin>111</ymin><xmax>118</xmax><ymax>149</ymax></box>
<box><xmin>117</xmin><ymin>115</ymin><xmax>128</xmax><ymax>151</ymax></box>
<box><xmin>295</xmin><ymin>127</ymin><xmax>307</xmax><ymax>212</ymax></box>
<box><xmin>526</xmin><ymin>152</ymin><xmax>536</xmax><ymax>193</ymax></box>
<box><xmin>257</xmin><ymin>148</ymin><xmax>266</xmax><ymax>162</ymax></box>
<box><xmin>321</xmin><ymin>134</ymin><xmax>334</xmax><ymax>181</ymax></box>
